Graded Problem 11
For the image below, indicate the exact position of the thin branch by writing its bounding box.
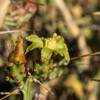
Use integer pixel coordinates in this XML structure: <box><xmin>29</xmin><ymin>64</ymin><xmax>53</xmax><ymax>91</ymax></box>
<box><xmin>71</xmin><ymin>51</ymin><xmax>100</xmax><ymax>61</ymax></box>
<box><xmin>0</xmin><ymin>30</ymin><xmax>21</xmax><ymax>34</ymax></box>
<box><xmin>91</xmin><ymin>79</ymin><xmax>100</xmax><ymax>82</ymax></box>
<box><xmin>33</xmin><ymin>78</ymin><xmax>54</xmax><ymax>95</ymax></box>
<box><xmin>0</xmin><ymin>89</ymin><xmax>19</xmax><ymax>100</ymax></box>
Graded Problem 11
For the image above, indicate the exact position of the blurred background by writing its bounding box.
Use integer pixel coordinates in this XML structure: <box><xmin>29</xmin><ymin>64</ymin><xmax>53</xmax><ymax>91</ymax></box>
<box><xmin>0</xmin><ymin>0</ymin><xmax>100</xmax><ymax>100</ymax></box>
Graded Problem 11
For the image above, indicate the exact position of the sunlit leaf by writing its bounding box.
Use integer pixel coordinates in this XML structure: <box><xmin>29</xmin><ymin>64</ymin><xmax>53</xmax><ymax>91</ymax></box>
<box><xmin>26</xmin><ymin>34</ymin><xmax>43</xmax><ymax>53</ymax></box>
<box><xmin>44</xmin><ymin>33</ymin><xmax>70</xmax><ymax>63</ymax></box>
<box><xmin>26</xmin><ymin>33</ymin><xmax>70</xmax><ymax>64</ymax></box>
<box><xmin>26</xmin><ymin>42</ymin><xmax>42</xmax><ymax>53</ymax></box>
<box><xmin>26</xmin><ymin>34</ymin><xmax>43</xmax><ymax>43</ymax></box>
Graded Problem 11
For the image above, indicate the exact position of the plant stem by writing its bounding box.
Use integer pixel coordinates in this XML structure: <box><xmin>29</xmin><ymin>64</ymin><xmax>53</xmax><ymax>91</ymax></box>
<box><xmin>0</xmin><ymin>30</ymin><xmax>20</xmax><ymax>34</ymax></box>
<box><xmin>22</xmin><ymin>76</ymin><xmax>33</xmax><ymax>100</ymax></box>
<box><xmin>70</xmin><ymin>51</ymin><xmax>100</xmax><ymax>61</ymax></box>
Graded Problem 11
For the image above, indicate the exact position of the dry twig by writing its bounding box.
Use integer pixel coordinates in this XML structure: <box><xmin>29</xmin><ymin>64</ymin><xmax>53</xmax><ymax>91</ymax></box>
<box><xmin>0</xmin><ymin>0</ymin><xmax>11</xmax><ymax>28</ymax></box>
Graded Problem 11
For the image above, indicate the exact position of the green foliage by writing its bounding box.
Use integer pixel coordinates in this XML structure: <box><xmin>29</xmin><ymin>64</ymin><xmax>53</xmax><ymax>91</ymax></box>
<box><xmin>22</xmin><ymin>76</ymin><xmax>33</xmax><ymax>100</ymax></box>
<box><xmin>26</xmin><ymin>33</ymin><xmax>70</xmax><ymax>63</ymax></box>
<box><xmin>6</xmin><ymin>33</ymin><xmax>70</xmax><ymax>100</ymax></box>
<box><xmin>25</xmin><ymin>33</ymin><xmax>70</xmax><ymax>80</ymax></box>
<box><xmin>46</xmin><ymin>33</ymin><xmax>70</xmax><ymax>62</ymax></box>
<box><xmin>9</xmin><ymin>64</ymin><xmax>25</xmax><ymax>84</ymax></box>
<box><xmin>26</xmin><ymin>34</ymin><xmax>43</xmax><ymax>53</ymax></box>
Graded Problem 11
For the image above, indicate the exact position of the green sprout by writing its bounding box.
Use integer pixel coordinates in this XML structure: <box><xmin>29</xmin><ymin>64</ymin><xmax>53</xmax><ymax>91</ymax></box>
<box><xmin>3</xmin><ymin>33</ymin><xmax>70</xmax><ymax>100</ymax></box>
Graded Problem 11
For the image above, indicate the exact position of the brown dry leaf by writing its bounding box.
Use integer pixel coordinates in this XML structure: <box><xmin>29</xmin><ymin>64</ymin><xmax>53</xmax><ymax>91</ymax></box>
<box><xmin>14</xmin><ymin>37</ymin><xmax>26</xmax><ymax>64</ymax></box>
<box><xmin>0</xmin><ymin>0</ymin><xmax>11</xmax><ymax>28</ymax></box>
<box><xmin>63</xmin><ymin>73</ymin><xmax>84</xmax><ymax>97</ymax></box>
<box><xmin>9</xmin><ymin>37</ymin><xmax>26</xmax><ymax>64</ymax></box>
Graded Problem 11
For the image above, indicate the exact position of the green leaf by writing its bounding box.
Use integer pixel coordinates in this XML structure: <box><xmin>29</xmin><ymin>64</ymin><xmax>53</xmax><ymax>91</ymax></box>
<box><xmin>41</xmin><ymin>47</ymin><xmax>53</xmax><ymax>62</ymax></box>
<box><xmin>26</xmin><ymin>35</ymin><xmax>43</xmax><ymax>53</ymax></box>
<box><xmin>26</xmin><ymin>34</ymin><xmax>70</xmax><ymax>64</ymax></box>
<box><xmin>26</xmin><ymin>35</ymin><xmax>42</xmax><ymax>43</ymax></box>
<box><xmin>56</xmin><ymin>44</ymin><xmax>70</xmax><ymax>63</ymax></box>
<box><xmin>26</xmin><ymin>43</ymin><xmax>42</xmax><ymax>53</ymax></box>
<box><xmin>44</xmin><ymin>33</ymin><xmax>70</xmax><ymax>63</ymax></box>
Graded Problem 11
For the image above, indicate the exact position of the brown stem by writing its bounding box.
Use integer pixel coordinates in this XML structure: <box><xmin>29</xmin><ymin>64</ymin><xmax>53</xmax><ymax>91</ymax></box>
<box><xmin>70</xmin><ymin>51</ymin><xmax>100</xmax><ymax>61</ymax></box>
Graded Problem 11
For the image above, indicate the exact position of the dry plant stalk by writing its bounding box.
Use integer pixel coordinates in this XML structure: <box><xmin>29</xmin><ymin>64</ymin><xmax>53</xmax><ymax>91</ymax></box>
<box><xmin>54</xmin><ymin>0</ymin><xmax>80</xmax><ymax>38</ymax></box>
<box><xmin>0</xmin><ymin>0</ymin><xmax>11</xmax><ymax>28</ymax></box>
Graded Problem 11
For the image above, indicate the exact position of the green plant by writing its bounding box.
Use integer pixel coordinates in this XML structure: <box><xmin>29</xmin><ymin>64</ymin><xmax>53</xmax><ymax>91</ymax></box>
<box><xmin>1</xmin><ymin>33</ymin><xmax>100</xmax><ymax>100</ymax></box>
<box><xmin>1</xmin><ymin>33</ymin><xmax>70</xmax><ymax>100</ymax></box>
